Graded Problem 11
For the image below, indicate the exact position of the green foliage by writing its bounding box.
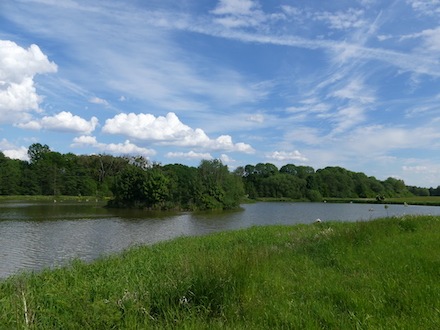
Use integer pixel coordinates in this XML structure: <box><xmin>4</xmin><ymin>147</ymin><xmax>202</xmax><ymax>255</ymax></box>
<box><xmin>243</xmin><ymin>163</ymin><xmax>418</xmax><ymax>201</ymax></box>
<box><xmin>196</xmin><ymin>159</ymin><xmax>244</xmax><ymax>210</ymax></box>
<box><xmin>0</xmin><ymin>144</ymin><xmax>432</xmax><ymax>203</ymax></box>
<box><xmin>1</xmin><ymin>216</ymin><xmax>439</xmax><ymax>328</ymax></box>
<box><xmin>163</xmin><ymin>164</ymin><xmax>201</xmax><ymax>210</ymax></box>
<box><xmin>0</xmin><ymin>152</ymin><xmax>21</xmax><ymax>195</ymax></box>
<box><xmin>109</xmin><ymin>159</ymin><xmax>244</xmax><ymax>210</ymax></box>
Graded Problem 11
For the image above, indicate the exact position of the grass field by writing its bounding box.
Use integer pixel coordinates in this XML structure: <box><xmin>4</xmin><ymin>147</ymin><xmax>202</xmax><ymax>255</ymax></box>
<box><xmin>1</xmin><ymin>215</ymin><xmax>440</xmax><ymax>329</ymax></box>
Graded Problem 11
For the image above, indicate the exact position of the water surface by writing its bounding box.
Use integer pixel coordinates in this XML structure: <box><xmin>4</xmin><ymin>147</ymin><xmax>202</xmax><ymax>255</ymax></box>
<box><xmin>1</xmin><ymin>201</ymin><xmax>439</xmax><ymax>279</ymax></box>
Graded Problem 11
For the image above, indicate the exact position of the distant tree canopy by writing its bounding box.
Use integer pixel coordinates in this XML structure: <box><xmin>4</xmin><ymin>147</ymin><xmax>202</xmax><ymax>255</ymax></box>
<box><xmin>0</xmin><ymin>144</ymin><xmax>436</xmax><ymax>210</ymax></box>
<box><xmin>241</xmin><ymin>163</ymin><xmax>416</xmax><ymax>201</ymax></box>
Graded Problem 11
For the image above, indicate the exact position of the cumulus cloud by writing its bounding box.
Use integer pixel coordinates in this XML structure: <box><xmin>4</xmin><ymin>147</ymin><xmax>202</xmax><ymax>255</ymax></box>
<box><xmin>71</xmin><ymin>135</ymin><xmax>156</xmax><ymax>156</ymax></box>
<box><xmin>103</xmin><ymin>112</ymin><xmax>255</xmax><ymax>153</ymax></box>
<box><xmin>165</xmin><ymin>150</ymin><xmax>213</xmax><ymax>160</ymax></box>
<box><xmin>18</xmin><ymin>111</ymin><xmax>98</xmax><ymax>134</ymax></box>
<box><xmin>0</xmin><ymin>40</ymin><xmax>57</xmax><ymax>122</ymax></box>
<box><xmin>266</xmin><ymin>150</ymin><xmax>308</xmax><ymax>162</ymax></box>
<box><xmin>3</xmin><ymin>147</ymin><xmax>29</xmax><ymax>161</ymax></box>
<box><xmin>0</xmin><ymin>139</ymin><xmax>29</xmax><ymax>161</ymax></box>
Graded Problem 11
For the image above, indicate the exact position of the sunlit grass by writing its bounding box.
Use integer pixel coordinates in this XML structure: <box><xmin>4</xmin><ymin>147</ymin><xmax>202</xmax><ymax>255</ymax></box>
<box><xmin>1</xmin><ymin>216</ymin><xmax>440</xmax><ymax>328</ymax></box>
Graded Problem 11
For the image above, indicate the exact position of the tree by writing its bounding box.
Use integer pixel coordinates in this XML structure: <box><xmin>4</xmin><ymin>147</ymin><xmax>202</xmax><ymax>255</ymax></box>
<box><xmin>254</xmin><ymin>163</ymin><xmax>278</xmax><ymax>177</ymax></box>
<box><xmin>163</xmin><ymin>164</ymin><xmax>201</xmax><ymax>210</ymax></box>
<box><xmin>280</xmin><ymin>164</ymin><xmax>314</xmax><ymax>179</ymax></box>
<box><xmin>198</xmin><ymin>159</ymin><xmax>243</xmax><ymax>210</ymax></box>
<box><xmin>143</xmin><ymin>168</ymin><xmax>170</xmax><ymax>208</ymax></box>
<box><xmin>316</xmin><ymin>167</ymin><xmax>356</xmax><ymax>198</ymax></box>
<box><xmin>383</xmin><ymin>177</ymin><xmax>411</xmax><ymax>197</ymax></box>
<box><xmin>27</xmin><ymin>143</ymin><xmax>50</xmax><ymax>163</ymax></box>
<box><xmin>110</xmin><ymin>165</ymin><xmax>147</xmax><ymax>207</ymax></box>
<box><xmin>0</xmin><ymin>152</ymin><xmax>22</xmax><ymax>195</ymax></box>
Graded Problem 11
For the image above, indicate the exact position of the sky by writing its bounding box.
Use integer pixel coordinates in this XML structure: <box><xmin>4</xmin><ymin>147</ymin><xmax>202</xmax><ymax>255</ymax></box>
<box><xmin>1</xmin><ymin>0</ymin><xmax>440</xmax><ymax>188</ymax></box>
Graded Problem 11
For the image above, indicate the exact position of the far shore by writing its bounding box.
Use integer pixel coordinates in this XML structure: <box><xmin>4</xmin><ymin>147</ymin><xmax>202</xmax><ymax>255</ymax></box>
<box><xmin>2</xmin><ymin>195</ymin><xmax>440</xmax><ymax>206</ymax></box>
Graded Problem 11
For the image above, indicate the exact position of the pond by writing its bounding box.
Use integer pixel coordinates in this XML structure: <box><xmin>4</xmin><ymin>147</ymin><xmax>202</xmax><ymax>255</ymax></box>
<box><xmin>1</xmin><ymin>201</ymin><xmax>440</xmax><ymax>279</ymax></box>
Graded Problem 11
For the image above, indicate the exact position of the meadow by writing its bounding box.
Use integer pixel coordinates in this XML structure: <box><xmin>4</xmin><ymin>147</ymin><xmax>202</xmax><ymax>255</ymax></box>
<box><xmin>1</xmin><ymin>215</ymin><xmax>439</xmax><ymax>329</ymax></box>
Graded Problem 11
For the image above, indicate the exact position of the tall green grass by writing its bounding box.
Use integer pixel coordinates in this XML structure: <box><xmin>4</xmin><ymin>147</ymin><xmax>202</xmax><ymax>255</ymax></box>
<box><xmin>1</xmin><ymin>215</ymin><xmax>439</xmax><ymax>329</ymax></box>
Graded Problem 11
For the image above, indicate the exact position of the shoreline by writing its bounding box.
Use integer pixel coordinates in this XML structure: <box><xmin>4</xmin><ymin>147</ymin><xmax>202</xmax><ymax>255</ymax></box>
<box><xmin>1</xmin><ymin>215</ymin><xmax>439</xmax><ymax>328</ymax></box>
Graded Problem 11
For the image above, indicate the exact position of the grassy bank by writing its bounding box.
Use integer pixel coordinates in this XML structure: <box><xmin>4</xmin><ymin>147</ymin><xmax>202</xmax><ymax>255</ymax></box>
<box><xmin>0</xmin><ymin>195</ymin><xmax>109</xmax><ymax>203</ymax></box>
<box><xmin>326</xmin><ymin>196</ymin><xmax>440</xmax><ymax>206</ymax></box>
<box><xmin>1</xmin><ymin>216</ymin><xmax>440</xmax><ymax>329</ymax></box>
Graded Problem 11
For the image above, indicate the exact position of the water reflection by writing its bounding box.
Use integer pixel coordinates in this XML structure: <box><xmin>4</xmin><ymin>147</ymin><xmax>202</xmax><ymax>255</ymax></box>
<box><xmin>1</xmin><ymin>202</ymin><xmax>440</xmax><ymax>278</ymax></box>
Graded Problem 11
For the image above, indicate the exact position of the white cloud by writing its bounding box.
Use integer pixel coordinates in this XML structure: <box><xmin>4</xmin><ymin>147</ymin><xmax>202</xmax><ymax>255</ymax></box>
<box><xmin>331</xmin><ymin>79</ymin><xmax>375</xmax><ymax>104</ymax></box>
<box><xmin>0</xmin><ymin>40</ymin><xmax>57</xmax><ymax>122</ymax></box>
<box><xmin>18</xmin><ymin>111</ymin><xmax>98</xmax><ymax>134</ymax></box>
<box><xmin>211</xmin><ymin>0</ymin><xmax>266</xmax><ymax>28</ymax></box>
<box><xmin>104</xmin><ymin>140</ymin><xmax>154</xmax><ymax>155</ymax></box>
<box><xmin>377</xmin><ymin>34</ymin><xmax>393</xmax><ymax>41</ymax></box>
<box><xmin>3</xmin><ymin>147</ymin><xmax>29</xmax><ymax>161</ymax></box>
<box><xmin>247</xmin><ymin>113</ymin><xmax>264</xmax><ymax>123</ymax></box>
<box><xmin>402</xmin><ymin>165</ymin><xmax>428</xmax><ymax>173</ymax></box>
<box><xmin>165</xmin><ymin>150</ymin><xmax>213</xmax><ymax>160</ymax></box>
<box><xmin>71</xmin><ymin>135</ymin><xmax>156</xmax><ymax>157</ymax></box>
<box><xmin>283</xmin><ymin>127</ymin><xmax>322</xmax><ymax>145</ymax></box>
<box><xmin>0</xmin><ymin>139</ymin><xmax>29</xmax><ymax>161</ymax></box>
<box><xmin>89</xmin><ymin>96</ymin><xmax>109</xmax><ymax>107</ymax></box>
<box><xmin>401</xmin><ymin>27</ymin><xmax>440</xmax><ymax>53</ymax></box>
<box><xmin>71</xmin><ymin>135</ymin><xmax>98</xmax><ymax>146</ymax></box>
<box><xmin>266</xmin><ymin>150</ymin><xmax>308</xmax><ymax>162</ymax></box>
<box><xmin>220</xmin><ymin>153</ymin><xmax>236</xmax><ymax>164</ymax></box>
<box><xmin>286</xmin><ymin>100</ymin><xmax>330</xmax><ymax>114</ymax></box>
<box><xmin>314</xmin><ymin>9</ymin><xmax>366</xmax><ymax>30</ymax></box>
<box><xmin>341</xmin><ymin>124</ymin><xmax>440</xmax><ymax>156</ymax></box>
<box><xmin>407</xmin><ymin>0</ymin><xmax>440</xmax><ymax>16</ymax></box>
<box><xmin>103</xmin><ymin>112</ymin><xmax>255</xmax><ymax>153</ymax></box>
<box><xmin>211</xmin><ymin>0</ymin><xmax>257</xmax><ymax>16</ymax></box>
<box><xmin>281</xmin><ymin>5</ymin><xmax>303</xmax><ymax>17</ymax></box>
<box><xmin>331</xmin><ymin>106</ymin><xmax>366</xmax><ymax>134</ymax></box>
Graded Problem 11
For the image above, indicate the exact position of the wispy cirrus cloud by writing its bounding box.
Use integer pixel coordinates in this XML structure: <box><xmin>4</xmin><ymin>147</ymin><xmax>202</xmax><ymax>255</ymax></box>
<box><xmin>4</xmin><ymin>1</ymin><xmax>268</xmax><ymax>111</ymax></box>
<box><xmin>407</xmin><ymin>0</ymin><xmax>440</xmax><ymax>16</ymax></box>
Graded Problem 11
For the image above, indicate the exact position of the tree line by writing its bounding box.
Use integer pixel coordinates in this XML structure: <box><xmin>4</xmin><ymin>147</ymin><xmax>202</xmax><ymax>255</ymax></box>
<box><xmin>0</xmin><ymin>143</ymin><xmax>438</xmax><ymax>210</ymax></box>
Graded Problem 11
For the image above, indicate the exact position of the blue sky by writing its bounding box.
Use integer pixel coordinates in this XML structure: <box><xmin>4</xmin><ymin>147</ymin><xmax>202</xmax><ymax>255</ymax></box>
<box><xmin>1</xmin><ymin>0</ymin><xmax>440</xmax><ymax>187</ymax></box>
